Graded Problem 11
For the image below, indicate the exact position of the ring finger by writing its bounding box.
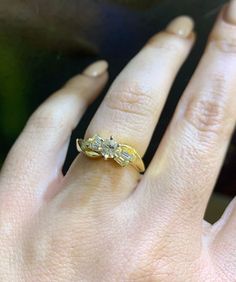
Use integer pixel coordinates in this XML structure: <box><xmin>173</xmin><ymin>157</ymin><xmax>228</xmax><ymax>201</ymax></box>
<box><xmin>63</xmin><ymin>16</ymin><xmax>195</xmax><ymax>204</ymax></box>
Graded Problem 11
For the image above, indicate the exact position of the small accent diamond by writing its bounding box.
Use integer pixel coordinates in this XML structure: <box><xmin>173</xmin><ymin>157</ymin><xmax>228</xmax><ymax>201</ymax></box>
<box><xmin>120</xmin><ymin>151</ymin><xmax>133</xmax><ymax>161</ymax></box>
<box><xmin>89</xmin><ymin>135</ymin><xmax>103</xmax><ymax>151</ymax></box>
<box><xmin>114</xmin><ymin>146</ymin><xmax>135</xmax><ymax>167</ymax></box>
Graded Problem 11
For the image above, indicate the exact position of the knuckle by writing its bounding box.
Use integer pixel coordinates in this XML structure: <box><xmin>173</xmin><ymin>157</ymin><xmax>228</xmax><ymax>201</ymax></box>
<box><xmin>105</xmin><ymin>83</ymin><xmax>156</xmax><ymax>118</ymax></box>
<box><xmin>184</xmin><ymin>96</ymin><xmax>228</xmax><ymax>139</ymax></box>
<box><xmin>183</xmin><ymin>72</ymin><xmax>234</xmax><ymax>141</ymax></box>
<box><xmin>28</xmin><ymin>103</ymin><xmax>65</xmax><ymax>132</ymax></box>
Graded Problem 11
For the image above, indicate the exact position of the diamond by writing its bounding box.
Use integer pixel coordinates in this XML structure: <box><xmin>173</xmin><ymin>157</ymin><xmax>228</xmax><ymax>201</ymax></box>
<box><xmin>88</xmin><ymin>135</ymin><xmax>103</xmax><ymax>151</ymax></box>
<box><xmin>101</xmin><ymin>136</ymin><xmax>119</xmax><ymax>159</ymax></box>
<box><xmin>120</xmin><ymin>151</ymin><xmax>133</xmax><ymax>161</ymax></box>
<box><xmin>114</xmin><ymin>146</ymin><xmax>135</xmax><ymax>167</ymax></box>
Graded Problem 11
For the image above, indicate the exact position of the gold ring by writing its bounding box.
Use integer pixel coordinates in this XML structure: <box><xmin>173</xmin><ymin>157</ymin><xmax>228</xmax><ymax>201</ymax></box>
<box><xmin>76</xmin><ymin>134</ymin><xmax>145</xmax><ymax>173</ymax></box>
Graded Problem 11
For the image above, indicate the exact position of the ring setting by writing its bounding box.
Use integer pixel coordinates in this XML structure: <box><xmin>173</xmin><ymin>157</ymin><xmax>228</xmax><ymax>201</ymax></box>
<box><xmin>76</xmin><ymin>134</ymin><xmax>145</xmax><ymax>173</ymax></box>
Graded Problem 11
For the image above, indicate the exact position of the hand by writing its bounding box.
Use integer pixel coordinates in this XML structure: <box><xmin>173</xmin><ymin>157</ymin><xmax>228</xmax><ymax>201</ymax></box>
<box><xmin>0</xmin><ymin>1</ymin><xmax>236</xmax><ymax>281</ymax></box>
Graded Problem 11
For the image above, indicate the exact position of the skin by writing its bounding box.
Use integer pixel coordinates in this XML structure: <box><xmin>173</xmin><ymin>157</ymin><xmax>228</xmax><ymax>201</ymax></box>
<box><xmin>0</xmin><ymin>1</ymin><xmax>236</xmax><ymax>281</ymax></box>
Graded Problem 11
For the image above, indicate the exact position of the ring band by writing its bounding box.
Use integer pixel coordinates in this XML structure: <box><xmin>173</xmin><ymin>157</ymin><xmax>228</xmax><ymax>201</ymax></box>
<box><xmin>76</xmin><ymin>134</ymin><xmax>145</xmax><ymax>173</ymax></box>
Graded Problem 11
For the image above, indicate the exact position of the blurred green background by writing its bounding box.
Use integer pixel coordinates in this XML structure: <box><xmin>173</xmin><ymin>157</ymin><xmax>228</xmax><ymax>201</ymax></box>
<box><xmin>0</xmin><ymin>0</ymin><xmax>235</xmax><ymax>222</ymax></box>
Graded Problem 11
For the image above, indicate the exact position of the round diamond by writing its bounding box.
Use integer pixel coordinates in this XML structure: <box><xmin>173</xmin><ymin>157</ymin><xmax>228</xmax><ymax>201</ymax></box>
<box><xmin>101</xmin><ymin>138</ymin><xmax>119</xmax><ymax>158</ymax></box>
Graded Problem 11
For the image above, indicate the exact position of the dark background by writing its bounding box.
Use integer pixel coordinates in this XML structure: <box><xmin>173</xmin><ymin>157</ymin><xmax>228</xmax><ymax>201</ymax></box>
<box><xmin>0</xmin><ymin>0</ymin><xmax>235</xmax><ymax>200</ymax></box>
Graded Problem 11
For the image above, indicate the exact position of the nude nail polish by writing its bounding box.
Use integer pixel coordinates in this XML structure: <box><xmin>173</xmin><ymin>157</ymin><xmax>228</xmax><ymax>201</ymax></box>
<box><xmin>166</xmin><ymin>16</ymin><xmax>194</xmax><ymax>38</ymax></box>
<box><xmin>225</xmin><ymin>0</ymin><xmax>236</xmax><ymax>25</ymax></box>
<box><xmin>83</xmin><ymin>60</ymin><xmax>108</xmax><ymax>77</ymax></box>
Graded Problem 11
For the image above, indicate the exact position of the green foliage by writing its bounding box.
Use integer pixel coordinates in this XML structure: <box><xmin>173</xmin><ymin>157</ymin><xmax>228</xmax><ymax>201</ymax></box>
<box><xmin>0</xmin><ymin>36</ymin><xmax>28</xmax><ymax>137</ymax></box>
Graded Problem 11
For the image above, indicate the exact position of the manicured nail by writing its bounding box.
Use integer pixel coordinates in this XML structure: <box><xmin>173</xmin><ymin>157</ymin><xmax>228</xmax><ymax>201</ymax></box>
<box><xmin>83</xmin><ymin>60</ymin><xmax>108</xmax><ymax>77</ymax></box>
<box><xmin>166</xmin><ymin>16</ymin><xmax>194</xmax><ymax>38</ymax></box>
<box><xmin>225</xmin><ymin>0</ymin><xmax>236</xmax><ymax>24</ymax></box>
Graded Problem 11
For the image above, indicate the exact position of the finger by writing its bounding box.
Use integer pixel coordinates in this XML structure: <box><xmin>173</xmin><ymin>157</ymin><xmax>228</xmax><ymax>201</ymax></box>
<box><xmin>211</xmin><ymin>197</ymin><xmax>236</xmax><ymax>280</ymax></box>
<box><xmin>0</xmin><ymin>61</ymin><xmax>108</xmax><ymax>214</ymax></box>
<box><xmin>86</xmin><ymin>17</ymin><xmax>195</xmax><ymax>157</ymax></box>
<box><xmin>63</xmin><ymin>17</ymin><xmax>195</xmax><ymax>206</ymax></box>
<box><xmin>142</xmin><ymin>3</ymin><xmax>236</xmax><ymax>227</ymax></box>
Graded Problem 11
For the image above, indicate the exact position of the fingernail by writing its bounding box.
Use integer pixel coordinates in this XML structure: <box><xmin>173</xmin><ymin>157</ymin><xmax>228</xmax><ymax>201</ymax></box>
<box><xmin>225</xmin><ymin>0</ymin><xmax>236</xmax><ymax>24</ymax></box>
<box><xmin>83</xmin><ymin>60</ymin><xmax>108</xmax><ymax>77</ymax></box>
<box><xmin>166</xmin><ymin>16</ymin><xmax>194</xmax><ymax>38</ymax></box>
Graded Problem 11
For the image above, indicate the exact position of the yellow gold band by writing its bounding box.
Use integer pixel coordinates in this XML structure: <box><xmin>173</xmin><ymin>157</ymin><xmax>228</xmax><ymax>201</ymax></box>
<box><xmin>76</xmin><ymin>134</ymin><xmax>145</xmax><ymax>173</ymax></box>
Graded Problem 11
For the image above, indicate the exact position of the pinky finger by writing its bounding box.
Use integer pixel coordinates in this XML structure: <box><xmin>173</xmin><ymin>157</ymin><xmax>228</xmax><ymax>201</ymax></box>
<box><xmin>0</xmin><ymin>61</ymin><xmax>108</xmax><ymax>212</ymax></box>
